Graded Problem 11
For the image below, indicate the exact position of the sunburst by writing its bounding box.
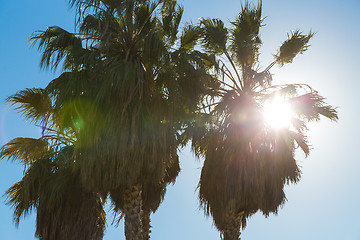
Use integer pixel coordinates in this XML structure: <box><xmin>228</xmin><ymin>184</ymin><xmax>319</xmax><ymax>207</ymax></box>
<box><xmin>263</xmin><ymin>96</ymin><xmax>294</xmax><ymax>129</ymax></box>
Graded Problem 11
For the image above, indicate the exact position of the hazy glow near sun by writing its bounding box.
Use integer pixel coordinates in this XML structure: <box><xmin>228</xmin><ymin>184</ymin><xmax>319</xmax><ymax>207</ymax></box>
<box><xmin>263</xmin><ymin>97</ymin><xmax>294</xmax><ymax>129</ymax></box>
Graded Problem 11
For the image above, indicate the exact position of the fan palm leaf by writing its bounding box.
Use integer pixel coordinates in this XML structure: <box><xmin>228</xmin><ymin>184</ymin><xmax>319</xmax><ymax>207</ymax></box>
<box><xmin>5</xmin><ymin>88</ymin><xmax>53</xmax><ymax>126</ymax></box>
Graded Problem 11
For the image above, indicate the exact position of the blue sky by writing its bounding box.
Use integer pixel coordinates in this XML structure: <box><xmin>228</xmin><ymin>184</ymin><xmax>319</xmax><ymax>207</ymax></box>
<box><xmin>0</xmin><ymin>0</ymin><xmax>359</xmax><ymax>239</ymax></box>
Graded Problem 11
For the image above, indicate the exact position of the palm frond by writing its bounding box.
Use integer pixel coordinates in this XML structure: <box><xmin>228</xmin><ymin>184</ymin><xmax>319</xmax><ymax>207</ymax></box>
<box><xmin>5</xmin><ymin>180</ymin><xmax>37</xmax><ymax>227</ymax></box>
<box><xmin>275</xmin><ymin>30</ymin><xmax>314</xmax><ymax>66</ymax></box>
<box><xmin>4</xmin><ymin>144</ymin><xmax>106</xmax><ymax>238</ymax></box>
<box><xmin>29</xmin><ymin>26</ymin><xmax>83</xmax><ymax>70</ymax></box>
<box><xmin>5</xmin><ymin>88</ymin><xmax>53</xmax><ymax>125</ymax></box>
<box><xmin>5</xmin><ymin>158</ymin><xmax>53</xmax><ymax>226</ymax></box>
<box><xmin>200</xmin><ymin>18</ymin><xmax>228</xmax><ymax>54</ymax></box>
<box><xmin>180</xmin><ymin>24</ymin><xmax>200</xmax><ymax>51</ymax></box>
<box><xmin>229</xmin><ymin>0</ymin><xmax>263</xmax><ymax>67</ymax></box>
<box><xmin>161</xmin><ymin>0</ymin><xmax>183</xmax><ymax>45</ymax></box>
<box><xmin>143</xmin><ymin>29</ymin><xmax>167</xmax><ymax>66</ymax></box>
<box><xmin>0</xmin><ymin>138</ymin><xmax>50</xmax><ymax>165</ymax></box>
<box><xmin>290</xmin><ymin>92</ymin><xmax>338</xmax><ymax>121</ymax></box>
<box><xmin>290</xmin><ymin>131</ymin><xmax>310</xmax><ymax>156</ymax></box>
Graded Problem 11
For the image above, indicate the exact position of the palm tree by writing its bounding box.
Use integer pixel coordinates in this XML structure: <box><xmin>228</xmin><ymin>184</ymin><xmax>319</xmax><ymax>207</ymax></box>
<box><xmin>0</xmin><ymin>88</ymin><xmax>106</xmax><ymax>240</ymax></box>
<box><xmin>27</xmin><ymin>0</ymin><xmax>212</xmax><ymax>239</ymax></box>
<box><xmin>190</xmin><ymin>1</ymin><xmax>338</xmax><ymax>239</ymax></box>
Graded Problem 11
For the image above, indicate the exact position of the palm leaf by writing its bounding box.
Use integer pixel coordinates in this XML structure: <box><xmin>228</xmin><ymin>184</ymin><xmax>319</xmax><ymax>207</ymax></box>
<box><xmin>200</xmin><ymin>18</ymin><xmax>228</xmax><ymax>54</ymax></box>
<box><xmin>5</xmin><ymin>88</ymin><xmax>53</xmax><ymax>125</ymax></box>
<box><xmin>5</xmin><ymin>158</ymin><xmax>52</xmax><ymax>226</ymax></box>
<box><xmin>275</xmin><ymin>30</ymin><xmax>314</xmax><ymax>66</ymax></box>
<box><xmin>29</xmin><ymin>26</ymin><xmax>83</xmax><ymax>70</ymax></box>
<box><xmin>180</xmin><ymin>24</ymin><xmax>200</xmax><ymax>51</ymax></box>
<box><xmin>161</xmin><ymin>0</ymin><xmax>183</xmax><ymax>45</ymax></box>
<box><xmin>229</xmin><ymin>0</ymin><xmax>263</xmax><ymax>66</ymax></box>
<box><xmin>0</xmin><ymin>138</ymin><xmax>50</xmax><ymax>165</ymax></box>
<box><xmin>290</xmin><ymin>92</ymin><xmax>338</xmax><ymax>121</ymax></box>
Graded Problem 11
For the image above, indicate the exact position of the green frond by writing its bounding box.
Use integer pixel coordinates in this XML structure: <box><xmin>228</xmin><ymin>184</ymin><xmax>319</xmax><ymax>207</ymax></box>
<box><xmin>161</xmin><ymin>0</ymin><xmax>183</xmax><ymax>45</ymax></box>
<box><xmin>79</xmin><ymin>14</ymin><xmax>100</xmax><ymax>35</ymax></box>
<box><xmin>200</xmin><ymin>18</ymin><xmax>228</xmax><ymax>54</ymax></box>
<box><xmin>64</xmin><ymin>47</ymin><xmax>102</xmax><ymax>70</ymax></box>
<box><xmin>229</xmin><ymin>0</ymin><xmax>263</xmax><ymax>66</ymax></box>
<box><xmin>46</xmin><ymin>71</ymin><xmax>92</xmax><ymax>99</ymax></box>
<box><xmin>143</xmin><ymin>29</ymin><xmax>167</xmax><ymax>66</ymax></box>
<box><xmin>198</xmin><ymin>52</ymin><xmax>217</xmax><ymax>68</ymax></box>
<box><xmin>180</xmin><ymin>24</ymin><xmax>200</xmax><ymax>51</ymax></box>
<box><xmin>29</xmin><ymin>26</ymin><xmax>83</xmax><ymax>71</ymax></box>
<box><xmin>134</xmin><ymin>1</ymin><xmax>161</xmax><ymax>37</ymax></box>
<box><xmin>275</xmin><ymin>30</ymin><xmax>314</xmax><ymax>66</ymax></box>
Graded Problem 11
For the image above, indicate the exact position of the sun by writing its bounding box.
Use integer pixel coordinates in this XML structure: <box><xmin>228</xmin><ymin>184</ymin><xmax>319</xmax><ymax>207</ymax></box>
<box><xmin>263</xmin><ymin>96</ymin><xmax>294</xmax><ymax>129</ymax></box>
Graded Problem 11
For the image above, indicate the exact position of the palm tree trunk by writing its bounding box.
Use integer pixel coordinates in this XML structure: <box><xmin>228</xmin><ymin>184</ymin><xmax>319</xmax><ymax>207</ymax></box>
<box><xmin>123</xmin><ymin>184</ymin><xmax>143</xmax><ymax>240</ymax></box>
<box><xmin>142</xmin><ymin>209</ymin><xmax>151</xmax><ymax>240</ymax></box>
<box><xmin>221</xmin><ymin>211</ymin><xmax>242</xmax><ymax>240</ymax></box>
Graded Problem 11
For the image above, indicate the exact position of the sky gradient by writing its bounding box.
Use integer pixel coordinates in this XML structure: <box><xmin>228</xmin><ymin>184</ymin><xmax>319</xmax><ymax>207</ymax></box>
<box><xmin>0</xmin><ymin>0</ymin><xmax>359</xmax><ymax>239</ymax></box>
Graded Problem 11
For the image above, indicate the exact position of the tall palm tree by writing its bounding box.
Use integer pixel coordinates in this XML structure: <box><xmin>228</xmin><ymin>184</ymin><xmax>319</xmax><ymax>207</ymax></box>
<box><xmin>191</xmin><ymin>1</ymin><xmax>338</xmax><ymax>239</ymax></box>
<box><xmin>27</xmin><ymin>0</ymin><xmax>212</xmax><ymax>239</ymax></box>
<box><xmin>0</xmin><ymin>88</ymin><xmax>106</xmax><ymax>240</ymax></box>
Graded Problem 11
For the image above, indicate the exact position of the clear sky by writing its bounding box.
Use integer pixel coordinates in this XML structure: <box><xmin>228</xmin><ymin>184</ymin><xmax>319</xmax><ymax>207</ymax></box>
<box><xmin>0</xmin><ymin>0</ymin><xmax>359</xmax><ymax>239</ymax></box>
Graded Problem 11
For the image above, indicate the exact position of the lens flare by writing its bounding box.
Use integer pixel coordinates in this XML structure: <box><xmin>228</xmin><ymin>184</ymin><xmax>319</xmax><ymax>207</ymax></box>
<box><xmin>263</xmin><ymin>97</ymin><xmax>293</xmax><ymax>129</ymax></box>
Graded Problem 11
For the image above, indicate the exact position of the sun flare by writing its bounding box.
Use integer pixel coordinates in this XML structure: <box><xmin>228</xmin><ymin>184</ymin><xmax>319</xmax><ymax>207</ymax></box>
<box><xmin>263</xmin><ymin>97</ymin><xmax>294</xmax><ymax>129</ymax></box>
